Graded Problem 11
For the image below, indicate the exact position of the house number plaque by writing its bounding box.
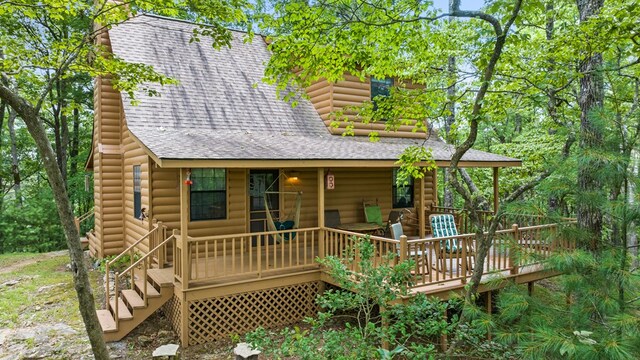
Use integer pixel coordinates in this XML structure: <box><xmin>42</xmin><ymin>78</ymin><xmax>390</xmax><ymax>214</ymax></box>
<box><xmin>326</xmin><ymin>173</ymin><xmax>335</xmax><ymax>190</ymax></box>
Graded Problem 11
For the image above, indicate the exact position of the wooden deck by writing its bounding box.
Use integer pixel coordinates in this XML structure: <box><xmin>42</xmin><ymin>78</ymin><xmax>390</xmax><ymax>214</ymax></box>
<box><xmin>98</xmin><ymin>222</ymin><xmax>574</xmax><ymax>345</ymax></box>
<box><xmin>171</xmin><ymin>224</ymin><xmax>568</xmax><ymax>300</ymax></box>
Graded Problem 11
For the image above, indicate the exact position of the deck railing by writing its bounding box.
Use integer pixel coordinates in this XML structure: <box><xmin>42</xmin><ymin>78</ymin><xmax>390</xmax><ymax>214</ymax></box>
<box><xmin>323</xmin><ymin>222</ymin><xmax>575</xmax><ymax>289</ymax></box>
<box><xmin>74</xmin><ymin>209</ymin><xmax>94</xmax><ymax>234</ymax></box>
<box><xmin>425</xmin><ymin>205</ymin><xmax>574</xmax><ymax>234</ymax></box>
<box><xmin>169</xmin><ymin>219</ymin><xmax>575</xmax><ymax>291</ymax></box>
<box><xmin>185</xmin><ymin>227</ymin><xmax>321</xmax><ymax>285</ymax></box>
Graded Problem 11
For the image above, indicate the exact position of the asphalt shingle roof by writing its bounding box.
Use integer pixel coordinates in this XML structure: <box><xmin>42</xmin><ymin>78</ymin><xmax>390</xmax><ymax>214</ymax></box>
<box><xmin>108</xmin><ymin>14</ymin><xmax>519</xmax><ymax>164</ymax></box>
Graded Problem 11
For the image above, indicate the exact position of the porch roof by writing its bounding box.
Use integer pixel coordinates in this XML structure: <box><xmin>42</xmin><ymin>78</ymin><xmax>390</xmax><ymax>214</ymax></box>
<box><xmin>108</xmin><ymin>15</ymin><xmax>520</xmax><ymax>167</ymax></box>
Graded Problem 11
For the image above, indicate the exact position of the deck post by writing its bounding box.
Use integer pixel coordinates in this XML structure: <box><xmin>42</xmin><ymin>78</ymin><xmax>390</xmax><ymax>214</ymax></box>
<box><xmin>317</xmin><ymin>168</ymin><xmax>325</xmax><ymax>260</ymax></box>
<box><xmin>180</xmin><ymin>292</ymin><xmax>190</xmax><ymax>346</ymax></box>
<box><xmin>157</xmin><ymin>221</ymin><xmax>165</xmax><ymax>268</ymax></box>
<box><xmin>528</xmin><ymin>281</ymin><xmax>534</xmax><ymax>296</ymax></box>
<box><xmin>180</xmin><ymin>168</ymin><xmax>190</xmax><ymax>290</ymax></box>
<box><xmin>510</xmin><ymin>224</ymin><xmax>519</xmax><ymax>275</ymax></box>
<box><xmin>380</xmin><ymin>305</ymin><xmax>389</xmax><ymax>350</ymax></box>
<box><xmin>399</xmin><ymin>235</ymin><xmax>407</xmax><ymax>263</ymax></box>
<box><xmin>486</xmin><ymin>291</ymin><xmax>492</xmax><ymax>341</ymax></box>
<box><xmin>419</xmin><ymin>176</ymin><xmax>426</xmax><ymax>238</ymax></box>
<box><xmin>461</xmin><ymin>236</ymin><xmax>469</xmax><ymax>284</ymax></box>
<box><xmin>492</xmin><ymin>167</ymin><xmax>499</xmax><ymax>214</ymax></box>
<box><xmin>440</xmin><ymin>307</ymin><xmax>448</xmax><ymax>352</ymax></box>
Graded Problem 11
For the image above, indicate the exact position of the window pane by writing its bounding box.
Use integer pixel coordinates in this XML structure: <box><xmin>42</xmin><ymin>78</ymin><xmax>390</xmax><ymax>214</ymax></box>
<box><xmin>392</xmin><ymin>169</ymin><xmax>414</xmax><ymax>208</ymax></box>
<box><xmin>133</xmin><ymin>166</ymin><xmax>141</xmax><ymax>218</ymax></box>
<box><xmin>190</xmin><ymin>168</ymin><xmax>227</xmax><ymax>220</ymax></box>
<box><xmin>371</xmin><ymin>77</ymin><xmax>393</xmax><ymax>100</ymax></box>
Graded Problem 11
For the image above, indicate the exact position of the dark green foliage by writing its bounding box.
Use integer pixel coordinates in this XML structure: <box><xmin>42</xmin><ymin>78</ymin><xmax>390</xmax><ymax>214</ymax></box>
<box><xmin>246</xmin><ymin>237</ymin><xmax>450</xmax><ymax>359</ymax></box>
<box><xmin>486</xmin><ymin>249</ymin><xmax>640</xmax><ymax>359</ymax></box>
<box><xmin>0</xmin><ymin>183</ymin><xmax>64</xmax><ymax>253</ymax></box>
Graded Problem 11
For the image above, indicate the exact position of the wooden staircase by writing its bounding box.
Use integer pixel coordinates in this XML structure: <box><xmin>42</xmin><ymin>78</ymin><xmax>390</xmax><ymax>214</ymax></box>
<box><xmin>95</xmin><ymin>222</ymin><xmax>176</xmax><ymax>341</ymax></box>
<box><xmin>98</xmin><ymin>267</ymin><xmax>174</xmax><ymax>342</ymax></box>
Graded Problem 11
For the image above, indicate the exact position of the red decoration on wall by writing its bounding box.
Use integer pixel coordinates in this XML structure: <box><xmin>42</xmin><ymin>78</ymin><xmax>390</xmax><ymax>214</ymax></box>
<box><xmin>184</xmin><ymin>170</ymin><xmax>193</xmax><ymax>185</ymax></box>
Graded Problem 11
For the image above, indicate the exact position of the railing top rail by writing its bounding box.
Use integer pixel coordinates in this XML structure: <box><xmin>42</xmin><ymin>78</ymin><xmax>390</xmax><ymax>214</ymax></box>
<box><xmin>187</xmin><ymin>227</ymin><xmax>321</xmax><ymax>242</ymax></box>
<box><xmin>323</xmin><ymin>227</ymin><xmax>400</xmax><ymax>245</ymax></box>
<box><xmin>108</xmin><ymin>223</ymin><xmax>165</xmax><ymax>267</ymax></box>
<box><xmin>406</xmin><ymin>232</ymin><xmax>476</xmax><ymax>245</ymax></box>
<box><xmin>406</xmin><ymin>222</ymin><xmax>567</xmax><ymax>245</ymax></box>
<box><xmin>118</xmin><ymin>234</ymin><xmax>175</xmax><ymax>278</ymax></box>
<box><xmin>76</xmin><ymin>210</ymin><xmax>94</xmax><ymax>222</ymax></box>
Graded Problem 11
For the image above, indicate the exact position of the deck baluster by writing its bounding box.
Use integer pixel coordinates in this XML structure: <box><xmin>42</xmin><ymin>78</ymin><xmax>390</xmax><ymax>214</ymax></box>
<box><xmin>510</xmin><ymin>224</ymin><xmax>519</xmax><ymax>275</ymax></box>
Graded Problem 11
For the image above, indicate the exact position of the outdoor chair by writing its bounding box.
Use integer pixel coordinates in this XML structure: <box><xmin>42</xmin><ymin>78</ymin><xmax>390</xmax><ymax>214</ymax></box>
<box><xmin>363</xmin><ymin>201</ymin><xmax>405</xmax><ymax>237</ymax></box>
<box><xmin>390</xmin><ymin>222</ymin><xmax>429</xmax><ymax>275</ymax></box>
<box><xmin>429</xmin><ymin>214</ymin><xmax>475</xmax><ymax>275</ymax></box>
<box><xmin>324</xmin><ymin>209</ymin><xmax>342</xmax><ymax>228</ymax></box>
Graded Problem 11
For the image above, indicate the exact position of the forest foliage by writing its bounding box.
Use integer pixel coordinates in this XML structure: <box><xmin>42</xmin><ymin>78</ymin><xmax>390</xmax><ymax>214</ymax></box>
<box><xmin>0</xmin><ymin>0</ymin><xmax>639</xmax><ymax>358</ymax></box>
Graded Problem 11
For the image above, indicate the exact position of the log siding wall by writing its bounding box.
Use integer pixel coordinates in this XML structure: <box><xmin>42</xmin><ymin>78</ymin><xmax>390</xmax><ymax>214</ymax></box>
<box><xmin>91</xmin><ymin>29</ymin><xmax>124</xmax><ymax>257</ymax></box>
<box><xmin>150</xmin><ymin>168</ymin><xmax>247</xmax><ymax>238</ymax></box>
<box><xmin>122</xmin><ymin>125</ymin><xmax>151</xmax><ymax>252</ymax></box>
<box><xmin>306</xmin><ymin>75</ymin><xmax>428</xmax><ymax>139</ymax></box>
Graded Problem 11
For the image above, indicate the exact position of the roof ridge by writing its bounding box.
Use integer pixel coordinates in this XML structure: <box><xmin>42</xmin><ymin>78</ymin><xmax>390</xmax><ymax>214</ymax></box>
<box><xmin>133</xmin><ymin>13</ymin><xmax>259</xmax><ymax>37</ymax></box>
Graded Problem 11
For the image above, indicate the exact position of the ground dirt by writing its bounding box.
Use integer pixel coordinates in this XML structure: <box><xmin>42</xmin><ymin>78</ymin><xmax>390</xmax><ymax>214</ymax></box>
<box><xmin>0</xmin><ymin>251</ymin><xmax>240</xmax><ymax>359</ymax></box>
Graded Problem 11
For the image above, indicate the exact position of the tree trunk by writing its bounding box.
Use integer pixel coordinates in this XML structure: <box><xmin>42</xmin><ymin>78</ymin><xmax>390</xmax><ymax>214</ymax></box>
<box><xmin>69</xmin><ymin>107</ymin><xmax>80</xmax><ymax>178</ymax></box>
<box><xmin>52</xmin><ymin>77</ymin><xmax>69</xmax><ymax>184</ymax></box>
<box><xmin>576</xmin><ymin>0</ymin><xmax>605</xmax><ymax>251</ymax></box>
<box><xmin>0</xmin><ymin>101</ymin><xmax>5</xmax><ymax>211</ymax></box>
<box><xmin>629</xmin><ymin>150</ymin><xmax>638</xmax><ymax>266</ymax></box>
<box><xmin>7</xmin><ymin>109</ymin><xmax>22</xmax><ymax>206</ymax></box>
<box><xmin>0</xmin><ymin>84</ymin><xmax>110</xmax><ymax>359</ymax></box>
<box><xmin>443</xmin><ymin>1</ymin><xmax>456</xmax><ymax>208</ymax></box>
<box><xmin>545</xmin><ymin>1</ymin><xmax>561</xmax><ymax>212</ymax></box>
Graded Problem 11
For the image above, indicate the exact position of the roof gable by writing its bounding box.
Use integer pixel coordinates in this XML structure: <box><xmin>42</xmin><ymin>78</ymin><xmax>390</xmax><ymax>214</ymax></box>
<box><xmin>107</xmin><ymin>14</ymin><xmax>520</xmax><ymax>166</ymax></box>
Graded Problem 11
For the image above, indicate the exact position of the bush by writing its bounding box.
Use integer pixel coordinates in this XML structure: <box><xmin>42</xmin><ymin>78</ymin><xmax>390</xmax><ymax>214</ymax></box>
<box><xmin>246</xmin><ymin>236</ymin><xmax>451</xmax><ymax>359</ymax></box>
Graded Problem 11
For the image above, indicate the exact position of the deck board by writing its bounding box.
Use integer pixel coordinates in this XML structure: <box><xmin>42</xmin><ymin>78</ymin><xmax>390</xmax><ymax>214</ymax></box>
<box><xmin>148</xmin><ymin>268</ymin><xmax>174</xmax><ymax>287</ymax></box>
<box><xmin>97</xmin><ymin>309</ymin><xmax>117</xmax><ymax>332</ymax></box>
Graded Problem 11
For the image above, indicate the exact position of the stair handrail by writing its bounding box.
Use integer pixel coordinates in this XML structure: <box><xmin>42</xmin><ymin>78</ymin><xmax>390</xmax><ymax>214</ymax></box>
<box><xmin>74</xmin><ymin>209</ymin><xmax>94</xmax><ymax>232</ymax></box>
<box><xmin>118</xmin><ymin>233</ymin><xmax>176</xmax><ymax>284</ymax></box>
<box><xmin>107</xmin><ymin>223</ymin><xmax>165</xmax><ymax>269</ymax></box>
<box><xmin>109</xmin><ymin>233</ymin><xmax>175</xmax><ymax>329</ymax></box>
<box><xmin>105</xmin><ymin>222</ymin><xmax>166</xmax><ymax>309</ymax></box>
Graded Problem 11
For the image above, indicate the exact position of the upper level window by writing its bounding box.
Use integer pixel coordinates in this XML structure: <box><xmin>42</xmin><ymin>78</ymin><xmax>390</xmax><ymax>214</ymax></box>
<box><xmin>133</xmin><ymin>165</ymin><xmax>142</xmax><ymax>219</ymax></box>
<box><xmin>392</xmin><ymin>169</ymin><xmax>414</xmax><ymax>208</ymax></box>
<box><xmin>371</xmin><ymin>77</ymin><xmax>394</xmax><ymax>111</ymax></box>
<box><xmin>190</xmin><ymin>169</ymin><xmax>227</xmax><ymax>221</ymax></box>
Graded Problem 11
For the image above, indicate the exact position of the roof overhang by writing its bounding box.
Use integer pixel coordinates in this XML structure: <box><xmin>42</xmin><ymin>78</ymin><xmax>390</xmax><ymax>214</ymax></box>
<box><xmin>154</xmin><ymin>158</ymin><xmax>522</xmax><ymax>169</ymax></box>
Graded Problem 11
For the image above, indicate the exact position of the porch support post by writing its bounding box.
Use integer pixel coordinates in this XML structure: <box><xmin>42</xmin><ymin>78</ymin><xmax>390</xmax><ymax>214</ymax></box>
<box><xmin>180</xmin><ymin>168</ymin><xmax>189</xmax><ymax>290</ymax></box>
<box><xmin>486</xmin><ymin>290</ymin><xmax>493</xmax><ymax>341</ymax></box>
<box><xmin>419</xmin><ymin>176</ymin><xmax>426</xmax><ymax>238</ymax></box>
<box><xmin>317</xmin><ymin>168</ymin><xmax>325</xmax><ymax>259</ymax></box>
<box><xmin>492</xmin><ymin>167</ymin><xmax>499</xmax><ymax>214</ymax></box>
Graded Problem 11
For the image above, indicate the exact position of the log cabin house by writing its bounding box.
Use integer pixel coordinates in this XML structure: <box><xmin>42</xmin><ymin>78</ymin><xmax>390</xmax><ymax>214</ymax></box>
<box><xmin>84</xmin><ymin>14</ymin><xmax>573</xmax><ymax>346</ymax></box>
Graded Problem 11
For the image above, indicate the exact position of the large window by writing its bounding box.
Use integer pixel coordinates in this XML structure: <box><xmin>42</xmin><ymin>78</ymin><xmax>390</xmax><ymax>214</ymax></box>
<box><xmin>371</xmin><ymin>77</ymin><xmax>393</xmax><ymax>111</ymax></box>
<box><xmin>190</xmin><ymin>169</ymin><xmax>227</xmax><ymax>221</ymax></box>
<box><xmin>133</xmin><ymin>165</ymin><xmax>142</xmax><ymax>219</ymax></box>
<box><xmin>392</xmin><ymin>169</ymin><xmax>414</xmax><ymax>208</ymax></box>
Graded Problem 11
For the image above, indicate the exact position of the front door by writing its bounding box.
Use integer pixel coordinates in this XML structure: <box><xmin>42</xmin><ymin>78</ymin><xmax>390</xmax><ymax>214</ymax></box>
<box><xmin>248</xmin><ymin>170</ymin><xmax>280</xmax><ymax>234</ymax></box>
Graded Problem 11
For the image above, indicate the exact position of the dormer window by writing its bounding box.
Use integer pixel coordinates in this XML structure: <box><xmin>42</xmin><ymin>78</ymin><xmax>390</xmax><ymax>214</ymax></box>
<box><xmin>371</xmin><ymin>77</ymin><xmax>393</xmax><ymax>111</ymax></box>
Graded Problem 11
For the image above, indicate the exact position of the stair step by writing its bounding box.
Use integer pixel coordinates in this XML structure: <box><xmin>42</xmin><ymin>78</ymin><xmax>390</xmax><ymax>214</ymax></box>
<box><xmin>135</xmin><ymin>279</ymin><xmax>160</xmax><ymax>298</ymax></box>
<box><xmin>109</xmin><ymin>297</ymin><xmax>133</xmax><ymax>320</ymax></box>
<box><xmin>97</xmin><ymin>310</ymin><xmax>117</xmax><ymax>332</ymax></box>
<box><xmin>122</xmin><ymin>289</ymin><xmax>146</xmax><ymax>309</ymax></box>
<box><xmin>147</xmin><ymin>268</ymin><xmax>174</xmax><ymax>287</ymax></box>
